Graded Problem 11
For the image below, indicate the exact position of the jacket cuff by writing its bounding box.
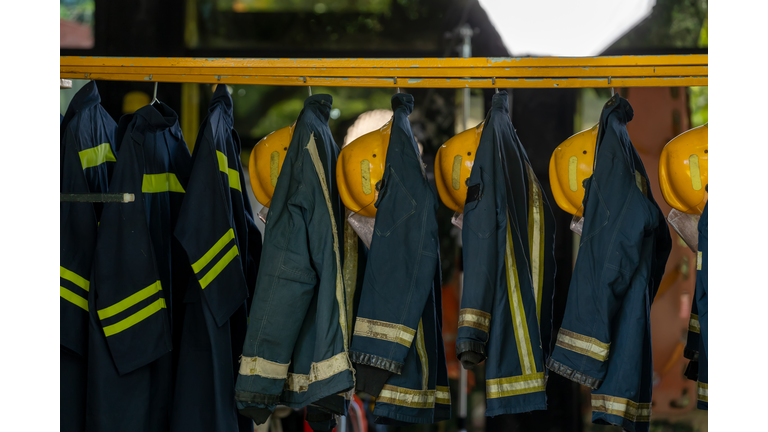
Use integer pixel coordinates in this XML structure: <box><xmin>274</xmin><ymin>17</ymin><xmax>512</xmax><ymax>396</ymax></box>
<box><xmin>235</xmin><ymin>390</ymin><xmax>281</xmax><ymax>406</ymax></box>
<box><xmin>456</xmin><ymin>340</ymin><xmax>487</xmax><ymax>359</ymax></box>
<box><xmin>354</xmin><ymin>363</ymin><xmax>393</xmax><ymax>397</ymax></box>
<box><xmin>350</xmin><ymin>351</ymin><xmax>403</xmax><ymax>374</ymax></box>
<box><xmin>546</xmin><ymin>357</ymin><xmax>602</xmax><ymax>390</ymax></box>
<box><xmin>684</xmin><ymin>347</ymin><xmax>699</xmax><ymax>361</ymax></box>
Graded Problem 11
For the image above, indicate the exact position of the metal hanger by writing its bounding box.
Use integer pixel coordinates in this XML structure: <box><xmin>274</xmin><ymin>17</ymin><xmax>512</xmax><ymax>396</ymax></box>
<box><xmin>151</xmin><ymin>81</ymin><xmax>160</xmax><ymax>105</ymax></box>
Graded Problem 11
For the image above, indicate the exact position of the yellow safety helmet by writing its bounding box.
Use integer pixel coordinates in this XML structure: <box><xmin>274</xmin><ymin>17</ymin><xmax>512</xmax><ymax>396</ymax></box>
<box><xmin>434</xmin><ymin>123</ymin><xmax>484</xmax><ymax>212</ymax></box>
<box><xmin>336</xmin><ymin>119</ymin><xmax>392</xmax><ymax>217</ymax></box>
<box><xmin>659</xmin><ymin>124</ymin><xmax>708</xmax><ymax>215</ymax></box>
<box><xmin>548</xmin><ymin>123</ymin><xmax>598</xmax><ymax>217</ymax></box>
<box><xmin>249</xmin><ymin>123</ymin><xmax>295</xmax><ymax>207</ymax></box>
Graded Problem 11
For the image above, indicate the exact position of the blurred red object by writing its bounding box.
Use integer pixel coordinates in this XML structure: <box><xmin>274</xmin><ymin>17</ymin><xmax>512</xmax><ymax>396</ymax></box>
<box><xmin>60</xmin><ymin>18</ymin><xmax>94</xmax><ymax>49</ymax></box>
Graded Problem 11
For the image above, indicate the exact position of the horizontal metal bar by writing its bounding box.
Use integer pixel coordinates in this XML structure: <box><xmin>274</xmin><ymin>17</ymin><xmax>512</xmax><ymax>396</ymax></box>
<box><xmin>61</xmin><ymin>193</ymin><xmax>135</xmax><ymax>203</ymax></box>
<box><xmin>61</xmin><ymin>55</ymin><xmax>708</xmax><ymax>68</ymax></box>
<box><xmin>60</xmin><ymin>72</ymin><xmax>708</xmax><ymax>88</ymax></box>
<box><xmin>60</xmin><ymin>65</ymin><xmax>707</xmax><ymax>79</ymax></box>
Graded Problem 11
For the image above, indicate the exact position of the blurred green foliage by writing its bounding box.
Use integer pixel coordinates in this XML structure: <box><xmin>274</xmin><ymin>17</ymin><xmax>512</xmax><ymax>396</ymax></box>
<box><xmin>60</xmin><ymin>0</ymin><xmax>95</xmax><ymax>25</ymax></box>
<box><xmin>611</xmin><ymin>0</ymin><xmax>708</xmax><ymax>49</ymax></box>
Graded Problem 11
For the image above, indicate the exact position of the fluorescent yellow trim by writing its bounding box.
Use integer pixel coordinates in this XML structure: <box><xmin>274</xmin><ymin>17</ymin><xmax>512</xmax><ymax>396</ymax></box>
<box><xmin>102</xmin><ymin>298</ymin><xmax>166</xmax><ymax>337</ymax></box>
<box><xmin>415</xmin><ymin>320</ymin><xmax>428</xmax><ymax>390</ymax></box>
<box><xmin>697</xmin><ymin>381</ymin><xmax>708</xmax><ymax>402</ymax></box>
<box><xmin>526</xmin><ymin>166</ymin><xmax>545</xmax><ymax>322</ymax></box>
<box><xmin>142</xmin><ymin>173</ymin><xmax>185</xmax><ymax>193</ymax></box>
<box><xmin>216</xmin><ymin>151</ymin><xmax>242</xmax><ymax>191</ymax></box>
<box><xmin>79</xmin><ymin>143</ymin><xmax>116</xmax><ymax>169</ymax></box>
<box><xmin>377</xmin><ymin>385</ymin><xmax>435</xmax><ymax>409</ymax></box>
<box><xmin>60</xmin><ymin>287</ymin><xmax>88</xmax><ymax>311</ymax></box>
<box><xmin>283</xmin><ymin>352</ymin><xmax>349</xmax><ymax>393</ymax></box>
<box><xmin>697</xmin><ymin>251</ymin><xmax>702</xmax><ymax>270</ymax></box>
<box><xmin>452</xmin><ymin>155</ymin><xmax>462</xmax><ymax>190</ymax></box>
<box><xmin>458</xmin><ymin>308</ymin><xmax>491</xmax><ymax>333</ymax></box>
<box><xmin>555</xmin><ymin>329</ymin><xmax>610</xmax><ymax>362</ymax></box>
<box><xmin>60</xmin><ymin>266</ymin><xmax>89</xmax><ymax>292</ymax></box>
<box><xmin>505</xmin><ymin>217</ymin><xmax>536</xmax><ymax>375</ymax></box>
<box><xmin>486</xmin><ymin>372</ymin><xmax>546</xmax><ymax>399</ymax></box>
<box><xmin>361</xmin><ymin>160</ymin><xmax>372</xmax><ymax>194</ymax></box>
<box><xmin>591</xmin><ymin>395</ymin><xmax>651</xmax><ymax>422</ymax></box>
<box><xmin>568</xmin><ymin>156</ymin><xmax>578</xmax><ymax>191</ymax></box>
<box><xmin>689</xmin><ymin>154</ymin><xmax>702</xmax><ymax>191</ymax></box>
<box><xmin>190</xmin><ymin>228</ymin><xmax>235</xmax><ymax>273</ymax></box>
<box><xmin>343</xmin><ymin>221</ymin><xmax>358</xmax><ymax>338</ymax></box>
<box><xmin>198</xmin><ymin>245</ymin><xmax>239</xmax><ymax>289</ymax></box>
<box><xmin>689</xmin><ymin>314</ymin><xmax>700</xmax><ymax>333</ymax></box>
<box><xmin>635</xmin><ymin>171</ymin><xmax>648</xmax><ymax>197</ymax></box>
<box><xmin>239</xmin><ymin>355</ymin><xmax>291</xmax><ymax>379</ymax></box>
<box><xmin>354</xmin><ymin>317</ymin><xmax>416</xmax><ymax>347</ymax></box>
<box><xmin>97</xmin><ymin>281</ymin><xmax>162</xmax><ymax>320</ymax></box>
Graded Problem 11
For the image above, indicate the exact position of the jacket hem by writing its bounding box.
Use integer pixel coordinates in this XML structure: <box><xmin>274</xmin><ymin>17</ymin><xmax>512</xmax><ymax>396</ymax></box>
<box><xmin>485</xmin><ymin>403</ymin><xmax>548</xmax><ymax>417</ymax></box>
<box><xmin>372</xmin><ymin>406</ymin><xmax>435</xmax><ymax>425</ymax></box>
<box><xmin>281</xmin><ymin>368</ymin><xmax>355</xmax><ymax>410</ymax></box>
<box><xmin>593</xmin><ymin>411</ymin><xmax>649</xmax><ymax>432</ymax></box>
<box><xmin>546</xmin><ymin>357</ymin><xmax>602</xmax><ymax>390</ymax></box>
<box><xmin>350</xmin><ymin>351</ymin><xmax>403</xmax><ymax>374</ymax></box>
<box><xmin>455</xmin><ymin>340</ymin><xmax>486</xmax><ymax>358</ymax></box>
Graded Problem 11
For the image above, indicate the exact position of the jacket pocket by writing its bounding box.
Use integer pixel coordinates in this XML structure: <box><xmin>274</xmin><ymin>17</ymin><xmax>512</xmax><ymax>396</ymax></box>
<box><xmin>464</xmin><ymin>168</ymin><xmax>494</xmax><ymax>239</ymax></box>
<box><xmin>374</xmin><ymin>168</ymin><xmax>416</xmax><ymax>237</ymax></box>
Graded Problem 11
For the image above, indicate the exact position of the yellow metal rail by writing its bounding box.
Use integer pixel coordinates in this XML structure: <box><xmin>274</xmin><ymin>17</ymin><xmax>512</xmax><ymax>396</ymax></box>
<box><xmin>60</xmin><ymin>55</ymin><xmax>707</xmax><ymax>88</ymax></box>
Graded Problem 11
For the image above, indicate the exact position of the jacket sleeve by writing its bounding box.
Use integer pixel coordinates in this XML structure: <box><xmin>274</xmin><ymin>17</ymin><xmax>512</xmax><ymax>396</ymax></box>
<box><xmin>174</xmin><ymin>131</ymin><xmax>248</xmax><ymax>326</ymax></box>
<box><xmin>455</xmin><ymin>141</ymin><xmax>503</xmax><ymax>367</ymax></box>
<box><xmin>91</xmin><ymin>136</ymin><xmax>172</xmax><ymax>375</ymax></box>
<box><xmin>235</xmin><ymin>129</ymin><xmax>319</xmax><ymax>408</ymax></box>
<box><xmin>547</xmin><ymin>131</ymin><xmax>647</xmax><ymax>388</ymax></box>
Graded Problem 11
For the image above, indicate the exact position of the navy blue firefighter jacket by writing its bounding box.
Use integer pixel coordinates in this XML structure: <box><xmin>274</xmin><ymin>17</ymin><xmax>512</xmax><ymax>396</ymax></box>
<box><xmin>171</xmin><ymin>84</ymin><xmax>261</xmax><ymax>432</ymax></box>
<box><xmin>455</xmin><ymin>91</ymin><xmax>550</xmax><ymax>417</ymax></box>
<box><xmin>547</xmin><ymin>94</ymin><xmax>672</xmax><ymax>432</ymax></box>
<box><xmin>349</xmin><ymin>94</ymin><xmax>451</xmax><ymax>425</ymax></box>
<box><xmin>60</xmin><ymin>80</ymin><xmax>117</xmax><ymax>432</ymax></box>
<box><xmin>85</xmin><ymin>102</ymin><xmax>192</xmax><ymax>432</ymax></box>
<box><xmin>235</xmin><ymin>95</ymin><xmax>356</xmax><ymax>424</ymax></box>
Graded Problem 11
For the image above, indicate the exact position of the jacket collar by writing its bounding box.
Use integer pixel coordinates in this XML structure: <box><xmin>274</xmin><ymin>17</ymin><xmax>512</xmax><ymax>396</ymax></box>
<box><xmin>601</xmin><ymin>93</ymin><xmax>634</xmax><ymax>124</ymax></box>
<box><xmin>391</xmin><ymin>93</ymin><xmax>414</xmax><ymax>115</ymax></box>
<box><xmin>491</xmin><ymin>91</ymin><xmax>509</xmax><ymax>113</ymax></box>
<box><xmin>209</xmin><ymin>84</ymin><xmax>234</xmax><ymax>129</ymax></box>
<box><xmin>67</xmin><ymin>80</ymin><xmax>101</xmax><ymax>112</ymax></box>
<box><xmin>303</xmin><ymin>94</ymin><xmax>333</xmax><ymax>123</ymax></box>
<box><xmin>135</xmin><ymin>102</ymin><xmax>180</xmax><ymax>131</ymax></box>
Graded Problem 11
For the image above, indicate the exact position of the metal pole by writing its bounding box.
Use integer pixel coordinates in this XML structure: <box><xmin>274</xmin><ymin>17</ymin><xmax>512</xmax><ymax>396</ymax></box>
<box><xmin>458</xmin><ymin>22</ymin><xmax>472</xmax><ymax>432</ymax></box>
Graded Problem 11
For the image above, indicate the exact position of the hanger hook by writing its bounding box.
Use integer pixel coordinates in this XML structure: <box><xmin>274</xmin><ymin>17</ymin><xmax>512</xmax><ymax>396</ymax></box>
<box><xmin>493</xmin><ymin>77</ymin><xmax>498</xmax><ymax>93</ymax></box>
<box><xmin>151</xmin><ymin>81</ymin><xmax>159</xmax><ymax>104</ymax></box>
<box><xmin>308</xmin><ymin>86</ymin><xmax>312</xmax><ymax>96</ymax></box>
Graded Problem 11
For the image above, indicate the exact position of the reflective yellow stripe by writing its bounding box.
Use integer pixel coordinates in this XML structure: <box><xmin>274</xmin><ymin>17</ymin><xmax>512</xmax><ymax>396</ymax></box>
<box><xmin>191</xmin><ymin>228</ymin><xmax>235</xmax><ymax>273</ymax></box>
<box><xmin>568</xmin><ymin>156</ymin><xmax>578</xmax><ymax>191</ymax></box>
<box><xmin>198</xmin><ymin>245</ymin><xmax>239</xmax><ymax>289</ymax></box>
<box><xmin>60</xmin><ymin>287</ymin><xmax>88</xmax><ymax>311</ymax></box>
<box><xmin>452</xmin><ymin>155</ymin><xmax>462</xmax><ymax>190</ymax></box>
<box><xmin>486</xmin><ymin>372</ymin><xmax>546</xmax><ymax>399</ymax></box>
<box><xmin>97</xmin><ymin>281</ymin><xmax>162</xmax><ymax>320</ymax></box>
<box><xmin>591</xmin><ymin>395</ymin><xmax>651</xmax><ymax>422</ymax></box>
<box><xmin>458</xmin><ymin>308</ymin><xmax>491</xmax><ymax>333</ymax></box>
<box><xmin>354</xmin><ymin>317</ymin><xmax>416</xmax><ymax>347</ymax></box>
<box><xmin>688</xmin><ymin>314</ymin><xmax>700</xmax><ymax>333</ymax></box>
<box><xmin>697</xmin><ymin>381</ymin><xmax>708</xmax><ymax>402</ymax></box>
<box><xmin>102</xmin><ymin>298</ymin><xmax>166</xmax><ymax>337</ymax></box>
<box><xmin>270</xmin><ymin>151</ymin><xmax>280</xmax><ymax>186</ymax></box>
<box><xmin>556</xmin><ymin>329</ymin><xmax>610</xmax><ymax>361</ymax></box>
<box><xmin>239</xmin><ymin>355</ymin><xmax>291</xmax><ymax>379</ymax></box>
<box><xmin>142</xmin><ymin>173</ymin><xmax>185</xmax><ymax>193</ymax></box>
<box><xmin>436</xmin><ymin>386</ymin><xmax>451</xmax><ymax>405</ymax></box>
<box><xmin>377</xmin><ymin>385</ymin><xmax>435</xmax><ymax>409</ymax></box>
<box><xmin>415</xmin><ymin>320</ymin><xmax>428</xmax><ymax>390</ymax></box>
<box><xmin>526</xmin><ymin>166</ymin><xmax>545</xmax><ymax>322</ymax></box>
<box><xmin>79</xmin><ymin>143</ymin><xmax>116</xmax><ymax>169</ymax></box>
<box><xmin>216</xmin><ymin>151</ymin><xmax>242</xmax><ymax>191</ymax></box>
<box><xmin>283</xmin><ymin>352</ymin><xmax>350</xmax><ymax>393</ymax></box>
<box><xmin>505</xmin><ymin>217</ymin><xmax>536</xmax><ymax>375</ymax></box>
<box><xmin>689</xmin><ymin>154</ymin><xmax>702</xmax><ymax>191</ymax></box>
<box><xmin>60</xmin><ymin>266</ymin><xmax>90</xmax><ymax>292</ymax></box>
<box><xmin>361</xmin><ymin>160</ymin><xmax>372</xmax><ymax>194</ymax></box>
<box><xmin>342</xmin><ymin>221</ymin><xmax>358</xmax><ymax>337</ymax></box>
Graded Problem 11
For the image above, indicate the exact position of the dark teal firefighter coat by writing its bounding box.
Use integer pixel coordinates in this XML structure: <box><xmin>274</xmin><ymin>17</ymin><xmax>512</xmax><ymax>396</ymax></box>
<box><xmin>235</xmin><ymin>95</ymin><xmax>357</xmax><ymax>424</ymax></box>
<box><xmin>171</xmin><ymin>84</ymin><xmax>261</xmax><ymax>432</ymax></box>
<box><xmin>547</xmin><ymin>95</ymin><xmax>672</xmax><ymax>432</ymax></box>
<box><xmin>684</xmin><ymin>203</ymin><xmax>708</xmax><ymax>410</ymax></box>
<box><xmin>86</xmin><ymin>102</ymin><xmax>192</xmax><ymax>432</ymax></box>
<box><xmin>349</xmin><ymin>94</ymin><xmax>451</xmax><ymax>425</ymax></box>
<box><xmin>60</xmin><ymin>81</ymin><xmax>117</xmax><ymax>432</ymax></box>
<box><xmin>455</xmin><ymin>91</ymin><xmax>555</xmax><ymax>417</ymax></box>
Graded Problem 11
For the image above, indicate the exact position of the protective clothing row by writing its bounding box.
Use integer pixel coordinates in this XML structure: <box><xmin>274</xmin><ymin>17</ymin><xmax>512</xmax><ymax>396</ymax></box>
<box><xmin>240</xmin><ymin>94</ymin><xmax>451</xmax><ymax>426</ymax></box>
<box><xmin>60</xmin><ymin>82</ymin><xmax>262</xmax><ymax>432</ymax></box>
<box><xmin>547</xmin><ymin>94</ymin><xmax>672</xmax><ymax>432</ymax></box>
